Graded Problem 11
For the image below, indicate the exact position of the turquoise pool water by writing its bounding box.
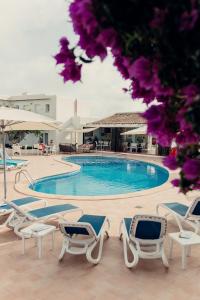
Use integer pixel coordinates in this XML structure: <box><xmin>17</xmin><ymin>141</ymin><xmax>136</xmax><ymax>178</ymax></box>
<box><xmin>0</xmin><ymin>159</ymin><xmax>27</xmax><ymax>167</ymax></box>
<box><xmin>31</xmin><ymin>156</ymin><xmax>169</xmax><ymax>196</ymax></box>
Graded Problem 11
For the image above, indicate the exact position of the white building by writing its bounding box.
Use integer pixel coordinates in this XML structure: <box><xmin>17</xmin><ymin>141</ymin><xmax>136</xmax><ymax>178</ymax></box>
<box><xmin>0</xmin><ymin>93</ymin><xmax>57</xmax><ymax>145</ymax></box>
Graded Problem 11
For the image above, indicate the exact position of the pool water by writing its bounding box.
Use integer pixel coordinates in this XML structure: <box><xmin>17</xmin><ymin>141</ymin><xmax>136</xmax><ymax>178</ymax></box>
<box><xmin>32</xmin><ymin>156</ymin><xmax>169</xmax><ymax>196</ymax></box>
<box><xmin>0</xmin><ymin>159</ymin><xmax>27</xmax><ymax>167</ymax></box>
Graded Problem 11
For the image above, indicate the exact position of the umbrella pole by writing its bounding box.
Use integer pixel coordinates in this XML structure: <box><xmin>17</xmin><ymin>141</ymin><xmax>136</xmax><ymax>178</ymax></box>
<box><xmin>1</xmin><ymin>123</ymin><xmax>7</xmax><ymax>200</ymax></box>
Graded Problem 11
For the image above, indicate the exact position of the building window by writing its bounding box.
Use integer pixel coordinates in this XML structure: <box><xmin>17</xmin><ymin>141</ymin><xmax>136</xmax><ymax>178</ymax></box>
<box><xmin>45</xmin><ymin>104</ymin><xmax>50</xmax><ymax>113</ymax></box>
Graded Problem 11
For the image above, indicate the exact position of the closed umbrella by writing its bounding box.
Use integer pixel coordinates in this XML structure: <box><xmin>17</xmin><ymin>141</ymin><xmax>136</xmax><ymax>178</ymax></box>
<box><xmin>0</xmin><ymin>107</ymin><xmax>61</xmax><ymax>200</ymax></box>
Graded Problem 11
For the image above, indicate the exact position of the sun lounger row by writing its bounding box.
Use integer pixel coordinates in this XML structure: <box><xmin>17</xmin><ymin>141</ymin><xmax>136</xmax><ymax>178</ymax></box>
<box><xmin>1</xmin><ymin>196</ymin><xmax>200</xmax><ymax>268</ymax></box>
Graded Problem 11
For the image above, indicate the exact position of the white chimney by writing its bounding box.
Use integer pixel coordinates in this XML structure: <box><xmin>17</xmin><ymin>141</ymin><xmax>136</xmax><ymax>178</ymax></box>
<box><xmin>74</xmin><ymin>99</ymin><xmax>77</xmax><ymax>117</ymax></box>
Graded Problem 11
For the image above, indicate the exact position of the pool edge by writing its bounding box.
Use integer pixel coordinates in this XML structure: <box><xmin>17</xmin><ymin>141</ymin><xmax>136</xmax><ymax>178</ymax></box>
<box><xmin>14</xmin><ymin>153</ymin><xmax>177</xmax><ymax>201</ymax></box>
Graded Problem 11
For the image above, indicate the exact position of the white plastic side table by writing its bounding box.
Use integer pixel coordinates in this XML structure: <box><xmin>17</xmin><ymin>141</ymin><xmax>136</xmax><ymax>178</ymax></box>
<box><xmin>168</xmin><ymin>231</ymin><xmax>200</xmax><ymax>269</ymax></box>
<box><xmin>20</xmin><ymin>223</ymin><xmax>56</xmax><ymax>259</ymax></box>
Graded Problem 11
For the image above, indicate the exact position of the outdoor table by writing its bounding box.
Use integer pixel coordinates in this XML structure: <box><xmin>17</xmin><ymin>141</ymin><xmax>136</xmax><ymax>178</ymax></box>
<box><xmin>20</xmin><ymin>223</ymin><xmax>56</xmax><ymax>258</ymax></box>
<box><xmin>168</xmin><ymin>231</ymin><xmax>200</xmax><ymax>269</ymax></box>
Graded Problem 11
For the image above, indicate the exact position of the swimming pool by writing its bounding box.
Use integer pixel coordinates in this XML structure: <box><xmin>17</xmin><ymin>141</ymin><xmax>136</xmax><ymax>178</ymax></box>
<box><xmin>31</xmin><ymin>156</ymin><xmax>169</xmax><ymax>197</ymax></box>
<box><xmin>0</xmin><ymin>159</ymin><xmax>28</xmax><ymax>168</ymax></box>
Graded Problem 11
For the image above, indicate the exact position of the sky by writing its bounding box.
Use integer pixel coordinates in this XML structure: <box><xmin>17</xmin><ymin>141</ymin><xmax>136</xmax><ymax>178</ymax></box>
<box><xmin>0</xmin><ymin>0</ymin><xmax>146</xmax><ymax>121</ymax></box>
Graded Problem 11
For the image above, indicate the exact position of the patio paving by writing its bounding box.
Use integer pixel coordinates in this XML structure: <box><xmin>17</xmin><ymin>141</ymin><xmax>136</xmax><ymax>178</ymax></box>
<box><xmin>0</xmin><ymin>154</ymin><xmax>199</xmax><ymax>300</ymax></box>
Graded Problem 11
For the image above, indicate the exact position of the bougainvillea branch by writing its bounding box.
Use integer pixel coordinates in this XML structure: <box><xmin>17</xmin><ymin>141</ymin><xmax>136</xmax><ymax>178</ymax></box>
<box><xmin>55</xmin><ymin>0</ymin><xmax>200</xmax><ymax>193</ymax></box>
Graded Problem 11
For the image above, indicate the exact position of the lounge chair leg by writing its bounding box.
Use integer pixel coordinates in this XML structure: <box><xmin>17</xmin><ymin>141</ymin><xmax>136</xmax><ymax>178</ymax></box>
<box><xmin>122</xmin><ymin>235</ymin><xmax>139</xmax><ymax>268</ymax></box>
<box><xmin>161</xmin><ymin>246</ymin><xmax>169</xmax><ymax>268</ymax></box>
<box><xmin>105</xmin><ymin>231</ymin><xmax>109</xmax><ymax>239</ymax></box>
<box><xmin>119</xmin><ymin>220</ymin><xmax>123</xmax><ymax>240</ymax></box>
<box><xmin>59</xmin><ymin>240</ymin><xmax>68</xmax><ymax>261</ymax></box>
<box><xmin>86</xmin><ymin>234</ymin><xmax>104</xmax><ymax>265</ymax></box>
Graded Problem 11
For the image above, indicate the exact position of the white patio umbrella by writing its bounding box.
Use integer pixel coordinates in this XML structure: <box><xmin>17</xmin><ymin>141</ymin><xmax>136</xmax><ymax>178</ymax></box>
<box><xmin>63</xmin><ymin>127</ymin><xmax>99</xmax><ymax>149</ymax></box>
<box><xmin>0</xmin><ymin>107</ymin><xmax>61</xmax><ymax>200</ymax></box>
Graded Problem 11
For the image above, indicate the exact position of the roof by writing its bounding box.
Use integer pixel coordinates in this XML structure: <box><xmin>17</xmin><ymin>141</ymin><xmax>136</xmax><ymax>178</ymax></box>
<box><xmin>6</xmin><ymin>94</ymin><xmax>56</xmax><ymax>101</ymax></box>
<box><xmin>121</xmin><ymin>125</ymin><xmax>147</xmax><ymax>135</ymax></box>
<box><xmin>86</xmin><ymin>112</ymin><xmax>146</xmax><ymax>128</ymax></box>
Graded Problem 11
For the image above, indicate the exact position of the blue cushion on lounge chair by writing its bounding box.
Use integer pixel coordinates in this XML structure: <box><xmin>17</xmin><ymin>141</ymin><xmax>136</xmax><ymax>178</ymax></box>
<box><xmin>64</xmin><ymin>214</ymin><xmax>106</xmax><ymax>236</ymax></box>
<box><xmin>0</xmin><ymin>203</ymin><xmax>12</xmax><ymax>211</ymax></box>
<box><xmin>12</xmin><ymin>197</ymin><xmax>41</xmax><ymax>206</ymax></box>
<box><xmin>124</xmin><ymin>218</ymin><xmax>132</xmax><ymax>235</ymax></box>
<box><xmin>0</xmin><ymin>197</ymin><xmax>41</xmax><ymax>211</ymax></box>
<box><xmin>164</xmin><ymin>202</ymin><xmax>188</xmax><ymax>216</ymax></box>
<box><xmin>124</xmin><ymin>218</ymin><xmax>161</xmax><ymax>239</ymax></box>
<box><xmin>192</xmin><ymin>201</ymin><xmax>200</xmax><ymax>215</ymax></box>
<box><xmin>78</xmin><ymin>214</ymin><xmax>106</xmax><ymax>236</ymax></box>
<box><xmin>64</xmin><ymin>226</ymin><xmax>90</xmax><ymax>236</ymax></box>
<box><xmin>135</xmin><ymin>221</ymin><xmax>161</xmax><ymax>239</ymax></box>
<box><xmin>29</xmin><ymin>204</ymin><xmax>78</xmax><ymax>218</ymax></box>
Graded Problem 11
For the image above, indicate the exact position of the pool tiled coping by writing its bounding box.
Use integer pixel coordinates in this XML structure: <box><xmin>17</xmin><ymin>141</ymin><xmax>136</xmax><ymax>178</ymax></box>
<box><xmin>15</xmin><ymin>153</ymin><xmax>177</xmax><ymax>201</ymax></box>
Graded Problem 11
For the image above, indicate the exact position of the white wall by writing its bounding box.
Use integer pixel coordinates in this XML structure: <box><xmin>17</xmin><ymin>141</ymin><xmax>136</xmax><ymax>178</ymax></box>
<box><xmin>0</xmin><ymin>94</ymin><xmax>57</xmax><ymax>146</ymax></box>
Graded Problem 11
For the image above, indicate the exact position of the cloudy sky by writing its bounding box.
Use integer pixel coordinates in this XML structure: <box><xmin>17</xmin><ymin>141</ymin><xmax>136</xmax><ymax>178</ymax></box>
<box><xmin>0</xmin><ymin>0</ymin><xmax>146</xmax><ymax>121</ymax></box>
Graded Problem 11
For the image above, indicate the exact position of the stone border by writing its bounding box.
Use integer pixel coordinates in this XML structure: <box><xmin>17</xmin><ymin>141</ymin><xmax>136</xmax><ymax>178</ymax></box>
<box><xmin>15</xmin><ymin>153</ymin><xmax>176</xmax><ymax>201</ymax></box>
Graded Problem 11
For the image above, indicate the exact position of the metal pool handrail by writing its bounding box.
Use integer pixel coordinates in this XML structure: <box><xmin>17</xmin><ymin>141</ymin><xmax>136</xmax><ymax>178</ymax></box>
<box><xmin>15</xmin><ymin>169</ymin><xmax>35</xmax><ymax>188</ymax></box>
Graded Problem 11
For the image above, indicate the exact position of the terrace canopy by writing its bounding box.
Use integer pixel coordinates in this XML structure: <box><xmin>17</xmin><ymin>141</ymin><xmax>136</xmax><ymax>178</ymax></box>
<box><xmin>120</xmin><ymin>125</ymin><xmax>147</xmax><ymax>135</ymax></box>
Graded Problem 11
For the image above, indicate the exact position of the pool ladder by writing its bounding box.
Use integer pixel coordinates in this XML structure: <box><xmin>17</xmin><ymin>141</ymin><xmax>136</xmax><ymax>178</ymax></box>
<box><xmin>15</xmin><ymin>169</ymin><xmax>35</xmax><ymax>188</ymax></box>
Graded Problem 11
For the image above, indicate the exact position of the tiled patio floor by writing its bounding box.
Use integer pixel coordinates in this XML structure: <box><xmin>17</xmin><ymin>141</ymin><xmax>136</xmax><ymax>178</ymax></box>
<box><xmin>0</xmin><ymin>154</ymin><xmax>199</xmax><ymax>300</ymax></box>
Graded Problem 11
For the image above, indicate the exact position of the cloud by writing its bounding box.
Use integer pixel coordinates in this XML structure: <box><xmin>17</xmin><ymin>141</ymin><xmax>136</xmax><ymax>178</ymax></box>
<box><xmin>0</xmin><ymin>0</ymin><xmax>146</xmax><ymax>121</ymax></box>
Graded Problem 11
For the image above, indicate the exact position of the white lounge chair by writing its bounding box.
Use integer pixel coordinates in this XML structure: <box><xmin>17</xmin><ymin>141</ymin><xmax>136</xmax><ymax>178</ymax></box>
<box><xmin>156</xmin><ymin>197</ymin><xmax>200</xmax><ymax>233</ymax></box>
<box><xmin>4</xmin><ymin>200</ymin><xmax>82</xmax><ymax>237</ymax></box>
<box><xmin>59</xmin><ymin>214</ymin><xmax>110</xmax><ymax>264</ymax></box>
<box><xmin>119</xmin><ymin>214</ymin><xmax>169</xmax><ymax>268</ymax></box>
<box><xmin>0</xmin><ymin>148</ymin><xmax>11</xmax><ymax>160</ymax></box>
<box><xmin>0</xmin><ymin>196</ymin><xmax>47</xmax><ymax>228</ymax></box>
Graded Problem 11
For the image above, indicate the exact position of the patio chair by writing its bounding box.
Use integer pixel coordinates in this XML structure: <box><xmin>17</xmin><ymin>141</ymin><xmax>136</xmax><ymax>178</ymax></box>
<box><xmin>4</xmin><ymin>200</ymin><xmax>82</xmax><ymax>237</ymax></box>
<box><xmin>0</xmin><ymin>196</ymin><xmax>47</xmax><ymax>228</ymax></box>
<box><xmin>128</xmin><ymin>143</ymin><xmax>137</xmax><ymax>152</ymax></box>
<box><xmin>78</xmin><ymin>144</ymin><xmax>91</xmax><ymax>153</ymax></box>
<box><xmin>156</xmin><ymin>197</ymin><xmax>200</xmax><ymax>233</ymax></box>
<box><xmin>119</xmin><ymin>214</ymin><xmax>168</xmax><ymax>268</ymax></box>
<box><xmin>59</xmin><ymin>214</ymin><xmax>110</xmax><ymax>264</ymax></box>
<box><xmin>12</xmin><ymin>144</ymin><xmax>21</xmax><ymax>156</ymax></box>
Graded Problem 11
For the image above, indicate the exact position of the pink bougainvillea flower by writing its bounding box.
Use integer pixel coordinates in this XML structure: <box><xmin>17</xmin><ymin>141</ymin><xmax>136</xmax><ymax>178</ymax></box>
<box><xmin>114</xmin><ymin>56</ymin><xmax>131</xmax><ymax>79</ymax></box>
<box><xmin>131</xmin><ymin>80</ymin><xmax>155</xmax><ymax>103</ymax></box>
<box><xmin>171</xmin><ymin>179</ymin><xmax>180</xmax><ymax>187</ymax></box>
<box><xmin>179</xmin><ymin>9</ymin><xmax>199</xmax><ymax>31</ymax></box>
<box><xmin>60</xmin><ymin>63</ymin><xmax>82</xmax><ymax>83</ymax></box>
<box><xmin>163</xmin><ymin>155</ymin><xmax>178</xmax><ymax>170</ymax></box>
<box><xmin>143</xmin><ymin>104</ymin><xmax>176</xmax><ymax>146</ymax></box>
<box><xmin>97</xmin><ymin>28</ymin><xmax>120</xmax><ymax>49</ymax></box>
<box><xmin>176</xmin><ymin>130</ymin><xmax>199</xmax><ymax>145</ymax></box>
<box><xmin>181</xmin><ymin>84</ymin><xmax>200</xmax><ymax>104</ymax></box>
<box><xmin>86</xmin><ymin>43</ymin><xmax>107</xmax><ymax>60</ymax></box>
<box><xmin>128</xmin><ymin>57</ymin><xmax>154</xmax><ymax>89</ymax></box>
<box><xmin>54</xmin><ymin>37</ymin><xmax>75</xmax><ymax>65</ymax></box>
<box><xmin>183</xmin><ymin>159</ymin><xmax>200</xmax><ymax>180</ymax></box>
<box><xmin>59</xmin><ymin>37</ymin><xmax>69</xmax><ymax>48</ymax></box>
